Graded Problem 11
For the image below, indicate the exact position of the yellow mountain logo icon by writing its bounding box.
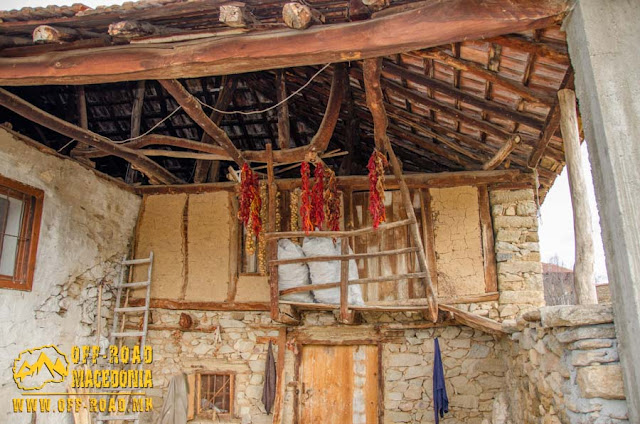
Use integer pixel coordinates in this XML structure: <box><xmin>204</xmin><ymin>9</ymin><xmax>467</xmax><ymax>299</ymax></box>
<box><xmin>13</xmin><ymin>345</ymin><xmax>69</xmax><ymax>390</ymax></box>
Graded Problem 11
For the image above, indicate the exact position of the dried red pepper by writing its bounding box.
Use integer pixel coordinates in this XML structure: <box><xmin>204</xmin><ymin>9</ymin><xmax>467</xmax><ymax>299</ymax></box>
<box><xmin>300</xmin><ymin>162</ymin><xmax>313</xmax><ymax>234</ymax></box>
<box><xmin>324</xmin><ymin>168</ymin><xmax>341</xmax><ymax>232</ymax></box>
<box><xmin>238</xmin><ymin>163</ymin><xmax>261</xmax><ymax>252</ymax></box>
<box><xmin>311</xmin><ymin>162</ymin><xmax>325</xmax><ymax>230</ymax></box>
<box><xmin>367</xmin><ymin>149</ymin><xmax>388</xmax><ymax>229</ymax></box>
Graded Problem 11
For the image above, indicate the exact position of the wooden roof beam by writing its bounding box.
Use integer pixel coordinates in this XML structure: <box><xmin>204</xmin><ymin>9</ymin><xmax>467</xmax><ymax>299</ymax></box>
<box><xmin>0</xmin><ymin>88</ymin><xmax>182</xmax><ymax>184</ymax></box>
<box><xmin>108</xmin><ymin>21</ymin><xmax>174</xmax><ymax>39</ymax></box>
<box><xmin>381</xmin><ymin>60</ymin><xmax>545</xmax><ymax>131</ymax></box>
<box><xmin>439</xmin><ymin>304</ymin><xmax>505</xmax><ymax>336</ymax></box>
<box><xmin>32</xmin><ymin>25</ymin><xmax>105</xmax><ymax>44</ymax></box>
<box><xmin>282</xmin><ymin>3</ymin><xmax>325</xmax><ymax>30</ymax></box>
<box><xmin>489</xmin><ymin>34</ymin><xmax>569</xmax><ymax>64</ymax></box>
<box><xmin>414</xmin><ymin>50</ymin><xmax>554</xmax><ymax>106</ymax></box>
<box><xmin>0</xmin><ymin>0</ymin><xmax>569</xmax><ymax>86</ymax></box>
<box><xmin>219</xmin><ymin>3</ymin><xmax>261</xmax><ymax>28</ymax></box>
<box><xmin>483</xmin><ymin>134</ymin><xmax>521</xmax><ymax>170</ymax></box>
<box><xmin>159</xmin><ymin>79</ymin><xmax>245</xmax><ymax>166</ymax></box>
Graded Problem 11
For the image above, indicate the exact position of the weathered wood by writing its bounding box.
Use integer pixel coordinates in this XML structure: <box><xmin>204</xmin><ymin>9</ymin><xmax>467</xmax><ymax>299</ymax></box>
<box><xmin>159</xmin><ymin>79</ymin><xmax>245</xmax><ymax>166</ymax></box>
<box><xmin>138</xmin><ymin>150</ymin><xmax>230</xmax><ymax>160</ymax></box>
<box><xmin>362</xmin><ymin>0</ymin><xmax>388</xmax><ymax>11</ymax></box>
<box><xmin>557</xmin><ymin>89</ymin><xmax>596</xmax><ymax>304</ymax></box>
<box><xmin>266</xmin><ymin>218</ymin><xmax>413</xmax><ymax>240</ymax></box>
<box><xmin>416</xmin><ymin>50</ymin><xmax>553</xmax><ymax>106</ymax></box>
<box><xmin>439</xmin><ymin>304</ymin><xmax>505</xmax><ymax>336</ymax></box>
<box><xmin>0</xmin><ymin>35</ymin><xmax>31</xmax><ymax>48</ymax></box>
<box><xmin>219</xmin><ymin>3</ymin><xmax>260</xmax><ymax>28</ymax></box>
<box><xmin>69</xmin><ymin>85</ymin><xmax>89</xmax><ymax>156</ymax></box>
<box><xmin>76</xmin><ymin>134</ymin><xmax>230</xmax><ymax>158</ymax></box>
<box><xmin>363</xmin><ymin>58</ymin><xmax>438</xmax><ymax>322</ymax></box>
<box><xmin>339</xmin><ymin>237</ymin><xmax>350</xmax><ymax>323</ymax></box>
<box><xmin>528</xmin><ymin>69</ymin><xmax>574</xmax><ymax>168</ymax></box>
<box><xmin>128</xmin><ymin>298</ymin><xmax>270</xmax><ymax>310</ymax></box>
<box><xmin>137</xmin><ymin>169</ymin><xmax>533</xmax><ymax>194</ymax></box>
<box><xmin>437</xmin><ymin>292</ymin><xmax>500</xmax><ymax>304</ymax></box>
<box><xmin>477</xmin><ymin>185</ymin><xmax>498</xmax><ymax>293</ymax></box>
<box><xmin>266</xmin><ymin>144</ymin><xmax>280</xmax><ymax>321</ymax></box>
<box><xmin>489</xmin><ymin>35</ymin><xmax>569</xmax><ymax>64</ymax></box>
<box><xmin>195</xmin><ymin>76</ymin><xmax>237</xmax><ymax>182</ymax></box>
<box><xmin>227</xmin><ymin>193</ymin><xmax>240</xmax><ymax>302</ymax></box>
<box><xmin>0</xmin><ymin>88</ymin><xmax>181</xmax><ymax>184</ymax></box>
<box><xmin>421</xmin><ymin>189</ymin><xmax>438</xmax><ymax>295</ymax></box>
<box><xmin>483</xmin><ymin>135</ymin><xmax>521</xmax><ymax>170</ymax></box>
<box><xmin>339</xmin><ymin>72</ymin><xmax>358</xmax><ymax>175</ymax></box>
<box><xmin>271</xmin><ymin>328</ymin><xmax>287</xmax><ymax>424</ymax></box>
<box><xmin>271</xmin><ymin>246</ymin><xmax>419</xmax><ymax>265</ymax></box>
<box><xmin>130</xmin><ymin>81</ymin><xmax>146</xmax><ymax>139</ymax></box>
<box><xmin>382</xmin><ymin>60</ymin><xmax>545</xmax><ymax>131</ymax></box>
<box><xmin>275</xmin><ymin>70</ymin><xmax>291</xmax><ymax>149</ymax></box>
<box><xmin>108</xmin><ymin>21</ymin><xmax>171</xmax><ymax>38</ymax></box>
<box><xmin>282</xmin><ymin>3</ymin><xmax>325</xmax><ymax>30</ymax></box>
<box><xmin>32</xmin><ymin>25</ymin><xmax>103</xmax><ymax>44</ymax></box>
<box><xmin>280</xmin><ymin>272</ymin><xmax>427</xmax><ymax>296</ymax></box>
<box><xmin>0</xmin><ymin>0</ymin><xmax>569</xmax><ymax>85</ymax></box>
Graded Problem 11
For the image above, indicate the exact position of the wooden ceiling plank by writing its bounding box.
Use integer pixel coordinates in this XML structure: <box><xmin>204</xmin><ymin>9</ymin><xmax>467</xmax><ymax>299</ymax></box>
<box><xmin>0</xmin><ymin>0</ymin><xmax>569</xmax><ymax>85</ymax></box>
<box><xmin>159</xmin><ymin>79</ymin><xmax>245</xmax><ymax>166</ymax></box>
<box><xmin>0</xmin><ymin>87</ymin><xmax>182</xmax><ymax>184</ymax></box>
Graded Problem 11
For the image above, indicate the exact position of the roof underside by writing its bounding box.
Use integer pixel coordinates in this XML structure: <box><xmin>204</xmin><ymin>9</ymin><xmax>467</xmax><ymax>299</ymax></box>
<box><xmin>0</xmin><ymin>0</ymin><xmax>573</xmax><ymax>197</ymax></box>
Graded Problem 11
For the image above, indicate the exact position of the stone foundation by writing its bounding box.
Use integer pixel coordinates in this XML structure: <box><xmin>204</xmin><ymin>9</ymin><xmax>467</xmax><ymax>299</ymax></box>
<box><xmin>502</xmin><ymin>304</ymin><xmax>628</xmax><ymax>423</ymax></box>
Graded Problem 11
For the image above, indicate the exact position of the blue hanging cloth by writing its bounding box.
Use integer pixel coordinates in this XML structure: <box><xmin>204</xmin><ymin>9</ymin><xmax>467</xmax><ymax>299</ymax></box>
<box><xmin>433</xmin><ymin>337</ymin><xmax>449</xmax><ymax>423</ymax></box>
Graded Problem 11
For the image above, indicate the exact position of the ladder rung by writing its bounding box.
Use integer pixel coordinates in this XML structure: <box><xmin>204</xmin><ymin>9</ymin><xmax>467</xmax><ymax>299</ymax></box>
<box><xmin>112</xmin><ymin>331</ymin><xmax>145</xmax><ymax>337</ymax></box>
<box><xmin>118</xmin><ymin>281</ymin><xmax>150</xmax><ymax>289</ymax></box>
<box><xmin>115</xmin><ymin>306</ymin><xmax>147</xmax><ymax>313</ymax></box>
<box><xmin>98</xmin><ymin>415</ymin><xmax>138</xmax><ymax>421</ymax></box>
<box><xmin>122</xmin><ymin>258</ymin><xmax>151</xmax><ymax>266</ymax></box>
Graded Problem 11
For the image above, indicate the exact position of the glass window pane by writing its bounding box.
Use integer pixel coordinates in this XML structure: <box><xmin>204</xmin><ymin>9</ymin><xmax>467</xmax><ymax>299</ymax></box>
<box><xmin>0</xmin><ymin>197</ymin><xmax>24</xmax><ymax>277</ymax></box>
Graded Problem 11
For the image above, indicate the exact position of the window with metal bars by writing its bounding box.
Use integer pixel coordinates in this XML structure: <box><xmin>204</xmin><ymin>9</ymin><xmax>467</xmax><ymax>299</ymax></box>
<box><xmin>196</xmin><ymin>372</ymin><xmax>234</xmax><ymax>418</ymax></box>
<box><xmin>0</xmin><ymin>175</ymin><xmax>43</xmax><ymax>291</ymax></box>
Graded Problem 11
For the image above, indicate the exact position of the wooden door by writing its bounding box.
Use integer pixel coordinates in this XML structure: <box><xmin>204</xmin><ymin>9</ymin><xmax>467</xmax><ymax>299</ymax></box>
<box><xmin>300</xmin><ymin>345</ymin><xmax>379</xmax><ymax>424</ymax></box>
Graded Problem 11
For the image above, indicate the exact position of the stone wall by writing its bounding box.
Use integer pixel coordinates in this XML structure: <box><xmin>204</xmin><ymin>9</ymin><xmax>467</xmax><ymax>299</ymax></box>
<box><xmin>501</xmin><ymin>304</ymin><xmax>628</xmax><ymax>423</ymax></box>
<box><xmin>490</xmin><ymin>189</ymin><xmax>544</xmax><ymax>320</ymax></box>
<box><xmin>0</xmin><ymin>128</ymin><xmax>141</xmax><ymax>423</ymax></box>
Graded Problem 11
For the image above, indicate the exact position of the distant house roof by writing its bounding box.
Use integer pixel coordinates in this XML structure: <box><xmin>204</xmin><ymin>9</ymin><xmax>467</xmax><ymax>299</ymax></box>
<box><xmin>542</xmin><ymin>263</ymin><xmax>573</xmax><ymax>274</ymax></box>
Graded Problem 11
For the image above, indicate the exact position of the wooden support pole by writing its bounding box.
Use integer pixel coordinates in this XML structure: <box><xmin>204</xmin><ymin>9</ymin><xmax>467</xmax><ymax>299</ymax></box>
<box><xmin>126</xmin><ymin>80</ymin><xmax>146</xmax><ymax>183</ymax></box>
<box><xmin>482</xmin><ymin>135</ymin><xmax>521</xmax><ymax>170</ymax></box>
<box><xmin>159</xmin><ymin>79</ymin><xmax>245</xmax><ymax>166</ymax></box>
<box><xmin>271</xmin><ymin>328</ymin><xmax>287</xmax><ymax>424</ymax></box>
<box><xmin>276</xmin><ymin>70</ymin><xmax>291</xmax><ymax>149</ymax></box>
<box><xmin>227</xmin><ymin>193</ymin><xmax>240</xmax><ymax>302</ymax></box>
<box><xmin>340</xmin><ymin>237</ymin><xmax>350</xmax><ymax>322</ymax></box>
<box><xmin>266</xmin><ymin>144</ymin><xmax>280</xmax><ymax>320</ymax></box>
<box><xmin>557</xmin><ymin>89</ymin><xmax>597</xmax><ymax>304</ymax></box>
<box><xmin>363</xmin><ymin>58</ymin><xmax>438</xmax><ymax>322</ymax></box>
<box><xmin>0</xmin><ymin>87</ymin><xmax>181</xmax><ymax>184</ymax></box>
<box><xmin>477</xmin><ymin>185</ymin><xmax>498</xmax><ymax>293</ymax></box>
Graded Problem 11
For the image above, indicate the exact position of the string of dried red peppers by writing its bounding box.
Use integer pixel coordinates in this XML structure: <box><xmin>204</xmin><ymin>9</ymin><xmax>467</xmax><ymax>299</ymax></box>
<box><xmin>324</xmin><ymin>167</ymin><xmax>341</xmax><ymax>232</ymax></box>
<box><xmin>300</xmin><ymin>162</ymin><xmax>313</xmax><ymax>234</ymax></box>
<box><xmin>311</xmin><ymin>162</ymin><xmax>325</xmax><ymax>230</ymax></box>
<box><xmin>238</xmin><ymin>163</ymin><xmax>261</xmax><ymax>253</ymax></box>
<box><xmin>367</xmin><ymin>149</ymin><xmax>389</xmax><ymax>229</ymax></box>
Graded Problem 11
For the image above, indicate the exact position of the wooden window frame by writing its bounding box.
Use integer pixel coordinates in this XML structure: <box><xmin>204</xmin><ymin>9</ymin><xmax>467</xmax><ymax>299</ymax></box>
<box><xmin>194</xmin><ymin>371</ymin><xmax>235</xmax><ymax>419</ymax></box>
<box><xmin>0</xmin><ymin>174</ymin><xmax>44</xmax><ymax>292</ymax></box>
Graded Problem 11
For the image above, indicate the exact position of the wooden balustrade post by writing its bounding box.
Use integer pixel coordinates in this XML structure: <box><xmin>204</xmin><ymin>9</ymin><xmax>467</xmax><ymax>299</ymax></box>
<box><xmin>340</xmin><ymin>236</ymin><xmax>350</xmax><ymax>322</ymax></box>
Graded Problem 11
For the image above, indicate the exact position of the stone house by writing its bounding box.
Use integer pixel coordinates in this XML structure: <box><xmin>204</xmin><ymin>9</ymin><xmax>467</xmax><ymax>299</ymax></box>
<box><xmin>0</xmin><ymin>1</ymin><xmax>637</xmax><ymax>424</ymax></box>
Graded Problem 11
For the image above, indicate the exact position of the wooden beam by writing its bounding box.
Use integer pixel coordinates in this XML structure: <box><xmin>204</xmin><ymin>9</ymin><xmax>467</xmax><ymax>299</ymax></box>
<box><xmin>0</xmin><ymin>0</ymin><xmax>569</xmax><ymax>85</ymax></box>
<box><xmin>439</xmin><ymin>304</ymin><xmax>505</xmax><ymax>336</ymax></box>
<box><xmin>32</xmin><ymin>25</ymin><xmax>103</xmax><ymax>44</ymax></box>
<box><xmin>363</xmin><ymin>58</ymin><xmax>386</xmax><ymax>150</ymax></box>
<box><xmin>108</xmin><ymin>21</ymin><xmax>171</xmax><ymax>38</ymax></box>
<box><xmin>159</xmin><ymin>79</ymin><xmax>245</xmax><ymax>166</ymax></box>
<box><xmin>227</xmin><ymin>192</ymin><xmax>240</xmax><ymax>302</ymax></box>
<box><xmin>339</xmin><ymin>70</ymin><xmax>358</xmax><ymax>175</ymax></box>
<box><xmin>557</xmin><ymin>89</ymin><xmax>597</xmax><ymax>304</ymax></box>
<box><xmin>125</xmin><ymin>80</ymin><xmax>146</xmax><ymax>183</ymax></box>
<box><xmin>489</xmin><ymin>35</ymin><xmax>569</xmax><ymax>64</ymax></box>
<box><xmin>128</xmin><ymin>298</ymin><xmax>270</xmax><ymax>311</ymax></box>
<box><xmin>477</xmin><ymin>185</ymin><xmax>498</xmax><ymax>293</ymax></box>
<box><xmin>271</xmin><ymin>328</ymin><xmax>287</xmax><ymax>424</ymax></box>
<box><xmin>528</xmin><ymin>70</ymin><xmax>574</xmax><ymax>168</ymax></box>
<box><xmin>0</xmin><ymin>88</ymin><xmax>181</xmax><ymax>184</ymax></box>
<box><xmin>276</xmin><ymin>70</ymin><xmax>291</xmax><ymax>149</ymax></box>
<box><xmin>193</xmin><ymin>76</ymin><xmax>237</xmax><ymax>183</ymax></box>
<box><xmin>421</xmin><ymin>189</ymin><xmax>438</xmax><ymax>296</ymax></box>
<box><xmin>282</xmin><ymin>3</ymin><xmax>325</xmax><ymax>30</ymax></box>
<box><xmin>415</xmin><ymin>50</ymin><xmax>553</xmax><ymax>106</ymax></box>
<box><xmin>266</xmin><ymin>144</ymin><xmax>280</xmax><ymax>321</ymax></box>
<box><xmin>482</xmin><ymin>135</ymin><xmax>521</xmax><ymax>170</ymax></box>
<box><xmin>0</xmin><ymin>35</ymin><xmax>31</xmax><ymax>48</ymax></box>
<box><xmin>75</xmin><ymin>134</ymin><xmax>230</xmax><ymax>158</ymax></box>
<box><xmin>340</xmin><ymin>237</ymin><xmax>351</xmax><ymax>323</ymax></box>
<box><xmin>219</xmin><ymin>3</ymin><xmax>260</xmax><ymax>28</ymax></box>
<box><xmin>381</xmin><ymin>60</ymin><xmax>545</xmax><ymax>131</ymax></box>
<box><xmin>136</xmin><ymin>169</ymin><xmax>534</xmax><ymax>194</ymax></box>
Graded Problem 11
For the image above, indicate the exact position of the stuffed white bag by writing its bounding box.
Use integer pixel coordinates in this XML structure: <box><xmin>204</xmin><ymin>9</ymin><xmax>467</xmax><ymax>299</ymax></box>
<box><xmin>277</xmin><ymin>239</ymin><xmax>314</xmax><ymax>303</ymax></box>
<box><xmin>302</xmin><ymin>237</ymin><xmax>364</xmax><ymax>305</ymax></box>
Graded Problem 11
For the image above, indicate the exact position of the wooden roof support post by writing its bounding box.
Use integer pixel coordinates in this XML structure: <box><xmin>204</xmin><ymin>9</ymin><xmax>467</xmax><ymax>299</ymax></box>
<box><xmin>193</xmin><ymin>76</ymin><xmax>237</xmax><ymax>183</ymax></box>
<box><xmin>339</xmin><ymin>236</ymin><xmax>354</xmax><ymax>324</ymax></box>
<box><xmin>159</xmin><ymin>79</ymin><xmax>245</xmax><ymax>166</ymax></box>
<box><xmin>266</xmin><ymin>143</ymin><xmax>281</xmax><ymax>321</ymax></box>
<box><xmin>125</xmin><ymin>80</ymin><xmax>146</xmax><ymax>183</ymax></box>
<box><xmin>0</xmin><ymin>87</ymin><xmax>181</xmax><ymax>184</ymax></box>
<box><xmin>557</xmin><ymin>89</ymin><xmax>597</xmax><ymax>304</ymax></box>
<box><xmin>276</xmin><ymin>70</ymin><xmax>291</xmax><ymax>149</ymax></box>
<box><xmin>363</xmin><ymin>58</ymin><xmax>438</xmax><ymax>322</ymax></box>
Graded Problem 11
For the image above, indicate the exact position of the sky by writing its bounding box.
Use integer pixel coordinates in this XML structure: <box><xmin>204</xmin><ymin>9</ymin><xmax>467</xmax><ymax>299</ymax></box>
<box><xmin>2</xmin><ymin>0</ymin><xmax>610</xmax><ymax>285</ymax></box>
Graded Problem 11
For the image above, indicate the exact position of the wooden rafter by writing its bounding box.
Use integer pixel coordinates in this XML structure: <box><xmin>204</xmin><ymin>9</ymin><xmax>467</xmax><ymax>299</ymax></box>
<box><xmin>193</xmin><ymin>76</ymin><xmax>237</xmax><ymax>183</ymax></box>
<box><xmin>275</xmin><ymin>70</ymin><xmax>291</xmax><ymax>149</ymax></box>
<box><xmin>159</xmin><ymin>79</ymin><xmax>245</xmax><ymax>166</ymax></box>
<box><xmin>0</xmin><ymin>88</ymin><xmax>182</xmax><ymax>184</ymax></box>
<box><xmin>483</xmin><ymin>135</ymin><xmax>521</xmax><ymax>170</ymax></box>
<box><xmin>363</xmin><ymin>57</ymin><xmax>439</xmax><ymax>323</ymax></box>
<box><xmin>0</xmin><ymin>0</ymin><xmax>569</xmax><ymax>86</ymax></box>
<box><xmin>438</xmin><ymin>304</ymin><xmax>504</xmax><ymax>336</ymax></box>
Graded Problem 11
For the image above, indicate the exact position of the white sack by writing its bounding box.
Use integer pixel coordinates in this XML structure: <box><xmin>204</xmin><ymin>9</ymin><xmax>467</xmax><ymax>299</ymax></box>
<box><xmin>277</xmin><ymin>239</ymin><xmax>314</xmax><ymax>303</ymax></box>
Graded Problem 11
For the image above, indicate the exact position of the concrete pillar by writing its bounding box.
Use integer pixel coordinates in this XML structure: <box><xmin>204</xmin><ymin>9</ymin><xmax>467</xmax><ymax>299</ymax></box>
<box><xmin>565</xmin><ymin>1</ymin><xmax>640</xmax><ymax>421</ymax></box>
